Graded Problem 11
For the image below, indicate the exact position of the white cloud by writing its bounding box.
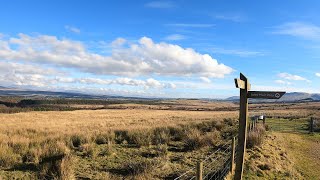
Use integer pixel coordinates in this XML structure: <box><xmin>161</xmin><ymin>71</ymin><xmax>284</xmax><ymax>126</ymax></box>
<box><xmin>145</xmin><ymin>1</ymin><xmax>175</xmax><ymax>8</ymax></box>
<box><xmin>0</xmin><ymin>61</ymin><xmax>64</xmax><ymax>75</ymax></box>
<box><xmin>59</xmin><ymin>77</ymin><xmax>176</xmax><ymax>89</ymax></box>
<box><xmin>1</xmin><ymin>73</ymin><xmax>47</xmax><ymax>87</ymax></box>
<box><xmin>315</xmin><ymin>72</ymin><xmax>320</xmax><ymax>77</ymax></box>
<box><xmin>0</xmin><ymin>70</ymin><xmax>176</xmax><ymax>89</ymax></box>
<box><xmin>65</xmin><ymin>25</ymin><xmax>81</xmax><ymax>34</ymax></box>
<box><xmin>211</xmin><ymin>47</ymin><xmax>263</xmax><ymax>57</ymax></box>
<box><xmin>0</xmin><ymin>33</ymin><xmax>233</xmax><ymax>78</ymax></box>
<box><xmin>278</xmin><ymin>73</ymin><xmax>310</xmax><ymax>82</ymax></box>
<box><xmin>167</xmin><ymin>23</ymin><xmax>214</xmax><ymax>28</ymax></box>
<box><xmin>111</xmin><ymin>38</ymin><xmax>126</xmax><ymax>47</ymax></box>
<box><xmin>55</xmin><ymin>77</ymin><xmax>75</xmax><ymax>83</ymax></box>
<box><xmin>200</xmin><ymin>77</ymin><xmax>211</xmax><ymax>83</ymax></box>
<box><xmin>275</xmin><ymin>80</ymin><xmax>291</xmax><ymax>85</ymax></box>
<box><xmin>164</xmin><ymin>34</ymin><xmax>186</xmax><ymax>41</ymax></box>
<box><xmin>272</xmin><ymin>22</ymin><xmax>320</xmax><ymax>40</ymax></box>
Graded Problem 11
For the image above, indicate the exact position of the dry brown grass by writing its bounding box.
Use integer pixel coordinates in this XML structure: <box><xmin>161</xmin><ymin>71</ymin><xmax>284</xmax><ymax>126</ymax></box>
<box><xmin>0</xmin><ymin>108</ymin><xmax>239</xmax><ymax>179</ymax></box>
<box><xmin>1</xmin><ymin>100</ymin><xmax>319</xmax><ymax>179</ymax></box>
<box><xmin>0</xmin><ymin>109</ymin><xmax>238</xmax><ymax>135</ymax></box>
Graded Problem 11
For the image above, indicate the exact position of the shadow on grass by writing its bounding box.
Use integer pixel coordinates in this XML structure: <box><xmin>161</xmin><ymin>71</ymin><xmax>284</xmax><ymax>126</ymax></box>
<box><xmin>6</xmin><ymin>163</ymin><xmax>38</xmax><ymax>172</ymax></box>
<box><xmin>108</xmin><ymin>168</ymin><xmax>131</xmax><ymax>176</ymax></box>
<box><xmin>164</xmin><ymin>172</ymin><xmax>180</xmax><ymax>180</ymax></box>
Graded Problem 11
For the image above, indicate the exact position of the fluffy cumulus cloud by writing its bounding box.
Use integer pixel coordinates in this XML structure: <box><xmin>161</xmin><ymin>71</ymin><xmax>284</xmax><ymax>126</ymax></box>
<box><xmin>315</xmin><ymin>73</ymin><xmax>320</xmax><ymax>77</ymax></box>
<box><xmin>0</xmin><ymin>62</ymin><xmax>175</xmax><ymax>89</ymax></box>
<box><xmin>0</xmin><ymin>33</ymin><xmax>232</xmax><ymax>78</ymax></box>
<box><xmin>0</xmin><ymin>33</ymin><xmax>233</xmax><ymax>96</ymax></box>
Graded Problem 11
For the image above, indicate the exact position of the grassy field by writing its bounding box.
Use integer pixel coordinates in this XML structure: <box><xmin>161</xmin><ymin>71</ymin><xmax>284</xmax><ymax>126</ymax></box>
<box><xmin>0</xmin><ymin>105</ymin><xmax>239</xmax><ymax>179</ymax></box>
<box><xmin>0</xmin><ymin>99</ymin><xmax>319</xmax><ymax>179</ymax></box>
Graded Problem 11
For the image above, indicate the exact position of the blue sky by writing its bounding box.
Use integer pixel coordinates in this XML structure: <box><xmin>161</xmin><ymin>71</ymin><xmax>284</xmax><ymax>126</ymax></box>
<box><xmin>0</xmin><ymin>0</ymin><xmax>320</xmax><ymax>98</ymax></box>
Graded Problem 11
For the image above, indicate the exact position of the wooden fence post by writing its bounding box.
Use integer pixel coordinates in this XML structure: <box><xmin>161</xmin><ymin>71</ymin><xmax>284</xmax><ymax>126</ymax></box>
<box><xmin>230</xmin><ymin>137</ymin><xmax>236</xmax><ymax>173</ymax></box>
<box><xmin>196</xmin><ymin>161</ymin><xmax>203</xmax><ymax>180</ymax></box>
<box><xmin>234</xmin><ymin>73</ymin><xmax>249</xmax><ymax>180</ymax></box>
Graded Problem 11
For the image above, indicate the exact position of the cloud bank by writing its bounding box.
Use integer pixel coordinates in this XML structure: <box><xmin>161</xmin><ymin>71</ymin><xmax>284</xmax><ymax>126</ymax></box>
<box><xmin>0</xmin><ymin>34</ymin><xmax>233</xmax><ymax>78</ymax></box>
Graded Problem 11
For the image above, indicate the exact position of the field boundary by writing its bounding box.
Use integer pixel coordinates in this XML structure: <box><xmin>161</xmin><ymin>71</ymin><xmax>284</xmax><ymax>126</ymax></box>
<box><xmin>174</xmin><ymin>136</ymin><xmax>238</xmax><ymax>180</ymax></box>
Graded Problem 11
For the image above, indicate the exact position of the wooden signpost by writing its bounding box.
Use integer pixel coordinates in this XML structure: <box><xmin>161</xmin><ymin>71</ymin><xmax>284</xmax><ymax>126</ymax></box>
<box><xmin>234</xmin><ymin>73</ymin><xmax>285</xmax><ymax>180</ymax></box>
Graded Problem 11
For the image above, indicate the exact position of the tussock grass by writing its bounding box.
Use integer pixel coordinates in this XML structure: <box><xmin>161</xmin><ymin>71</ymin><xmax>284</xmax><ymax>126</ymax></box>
<box><xmin>0</xmin><ymin>144</ymin><xmax>20</xmax><ymax>168</ymax></box>
<box><xmin>0</xmin><ymin>108</ymin><xmax>240</xmax><ymax>179</ymax></box>
<box><xmin>152</xmin><ymin>127</ymin><xmax>171</xmax><ymax>145</ymax></box>
<box><xmin>121</xmin><ymin>158</ymin><xmax>156</xmax><ymax>176</ymax></box>
<box><xmin>247</xmin><ymin>124</ymin><xmax>266</xmax><ymax>149</ymax></box>
<box><xmin>127</xmin><ymin>130</ymin><xmax>153</xmax><ymax>147</ymax></box>
<box><xmin>70</xmin><ymin>134</ymin><xmax>89</xmax><ymax>148</ymax></box>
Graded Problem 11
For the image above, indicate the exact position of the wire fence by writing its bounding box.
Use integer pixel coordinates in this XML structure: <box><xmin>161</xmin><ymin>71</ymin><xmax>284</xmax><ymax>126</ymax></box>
<box><xmin>174</xmin><ymin>136</ymin><xmax>238</xmax><ymax>180</ymax></box>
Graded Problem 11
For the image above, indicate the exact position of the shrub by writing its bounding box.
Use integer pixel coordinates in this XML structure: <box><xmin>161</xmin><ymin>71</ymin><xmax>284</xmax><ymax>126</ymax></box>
<box><xmin>70</xmin><ymin>134</ymin><xmax>88</xmax><ymax>148</ymax></box>
<box><xmin>114</xmin><ymin>130</ymin><xmax>129</xmax><ymax>144</ymax></box>
<box><xmin>152</xmin><ymin>127</ymin><xmax>171</xmax><ymax>145</ymax></box>
<box><xmin>168</xmin><ymin>126</ymin><xmax>185</xmax><ymax>141</ymax></box>
<box><xmin>201</xmin><ymin>130</ymin><xmax>221</xmax><ymax>147</ymax></box>
<box><xmin>127</xmin><ymin>130</ymin><xmax>153</xmax><ymax>147</ymax></box>
<box><xmin>95</xmin><ymin>134</ymin><xmax>107</xmax><ymax>145</ymax></box>
<box><xmin>247</xmin><ymin>124</ymin><xmax>266</xmax><ymax>149</ymax></box>
<box><xmin>95</xmin><ymin>132</ymin><xmax>115</xmax><ymax>145</ymax></box>
<box><xmin>183</xmin><ymin>128</ymin><xmax>203</xmax><ymax>151</ymax></box>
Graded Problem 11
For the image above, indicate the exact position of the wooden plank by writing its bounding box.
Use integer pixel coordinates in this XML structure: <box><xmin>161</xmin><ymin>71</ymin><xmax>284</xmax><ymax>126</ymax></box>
<box><xmin>234</xmin><ymin>78</ymin><xmax>245</xmax><ymax>89</ymax></box>
<box><xmin>234</xmin><ymin>72</ymin><xmax>249</xmax><ymax>180</ymax></box>
<box><xmin>248</xmin><ymin>91</ymin><xmax>285</xmax><ymax>99</ymax></box>
<box><xmin>235</xmin><ymin>78</ymin><xmax>251</xmax><ymax>90</ymax></box>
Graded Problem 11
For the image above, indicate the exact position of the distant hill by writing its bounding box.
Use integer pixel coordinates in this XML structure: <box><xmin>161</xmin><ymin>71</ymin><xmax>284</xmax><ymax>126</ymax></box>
<box><xmin>0</xmin><ymin>86</ymin><xmax>138</xmax><ymax>99</ymax></box>
<box><xmin>225</xmin><ymin>96</ymin><xmax>240</xmax><ymax>101</ymax></box>
<box><xmin>225</xmin><ymin>92</ymin><xmax>320</xmax><ymax>102</ymax></box>
<box><xmin>1</xmin><ymin>86</ymin><xmax>319</xmax><ymax>102</ymax></box>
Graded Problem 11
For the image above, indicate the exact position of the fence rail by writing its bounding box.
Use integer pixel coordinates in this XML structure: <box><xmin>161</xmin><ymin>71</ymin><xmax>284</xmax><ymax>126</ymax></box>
<box><xmin>174</xmin><ymin>136</ymin><xmax>238</xmax><ymax>180</ymax></box>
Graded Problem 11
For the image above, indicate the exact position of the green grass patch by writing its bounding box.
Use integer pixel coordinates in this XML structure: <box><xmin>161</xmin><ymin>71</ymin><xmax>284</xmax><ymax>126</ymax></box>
<box><xmin>266</xmin><ymin>118</ymin><xmax>309</xmax><ymax>133</ymax></box>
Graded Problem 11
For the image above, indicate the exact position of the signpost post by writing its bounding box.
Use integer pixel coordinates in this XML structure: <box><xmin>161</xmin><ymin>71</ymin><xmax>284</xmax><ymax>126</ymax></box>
<box><xmin>234</xmin><ymin>73</ymin><xmax>285</xmax><ymax>180</ymax></box>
